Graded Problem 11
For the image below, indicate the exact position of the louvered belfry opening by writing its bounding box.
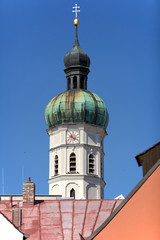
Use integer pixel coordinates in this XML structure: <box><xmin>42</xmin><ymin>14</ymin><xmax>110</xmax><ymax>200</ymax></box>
<box><xmin>70</xmin><ymin>153</ymin><xmax>76</xmax><ymax>173</ymax></box>
<box><xmin>55</xmin><ymin>155</ymin><xmax>58</xmax><ymax>176</ymax></box>
<box><xmin>89</xmin><ymin>154</ymin><xmax>94</xmax><ymax>174</ymax></box>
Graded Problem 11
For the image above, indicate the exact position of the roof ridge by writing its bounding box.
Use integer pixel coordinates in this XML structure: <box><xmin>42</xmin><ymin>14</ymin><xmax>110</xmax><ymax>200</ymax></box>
<box><xmin>59</xmin><ymin>201</ymin><xmax>64</xmax><ymax>240</ymax></box>
<box><xmin>135</xmin><ymin>141</ymin><xmax>160</xmax><ymax>159</ymax></box>
<box><xmin>82</xmin><ymin>200</ymin><xmax>88</xmax><ymax>237</ymax></box>
<box><xmin>92</xmin><ymin>200</ymin><xmax>102</xmax><ymax>233</ymax></box>
<box><xmin>71</xmin><ymin>201</ymin><xmax>74</xmax><ymax>240</ymax></box>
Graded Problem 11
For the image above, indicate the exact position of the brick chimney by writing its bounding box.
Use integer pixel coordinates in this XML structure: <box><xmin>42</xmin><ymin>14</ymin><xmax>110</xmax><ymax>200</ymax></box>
<box><xmin>135</xmin><ymin>142</ymin><xmax>160</xmax><ymax>176</ymax></box>
<box><xmin>23</xmin><ymin>177</ymin><xmax>35</xmax><ymax>205</ymax></box>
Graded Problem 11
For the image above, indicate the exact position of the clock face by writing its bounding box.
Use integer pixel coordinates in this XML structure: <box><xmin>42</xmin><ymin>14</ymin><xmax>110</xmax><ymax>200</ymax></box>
<box><xmin>66</xmin><ymin>130</ymin><xmax>80</xmax><ymax>144</ymax></box>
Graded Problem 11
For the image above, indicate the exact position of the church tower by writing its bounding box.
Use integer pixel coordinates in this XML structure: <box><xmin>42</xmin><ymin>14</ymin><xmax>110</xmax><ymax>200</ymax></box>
<box><xmin>45</xmin><ymin>4</ymin><xmax>109</xmax><ymax>199</ymax></box>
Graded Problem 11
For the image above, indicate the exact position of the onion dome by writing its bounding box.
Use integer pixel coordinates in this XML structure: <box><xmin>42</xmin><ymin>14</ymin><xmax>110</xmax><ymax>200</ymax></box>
<box><xmin>45</xmin><ymin>14</ymin><xmax>109</xmax><ymax>130</ymax></box>
<box><xmin>64</xmin><ymin>37</ymin><xmax>90</xmax><ymax>69</ymax></box>
<box><xmin>45</xmin><ymin>89</ymin><xmax>109</xmax><ymax>129</ymax></box>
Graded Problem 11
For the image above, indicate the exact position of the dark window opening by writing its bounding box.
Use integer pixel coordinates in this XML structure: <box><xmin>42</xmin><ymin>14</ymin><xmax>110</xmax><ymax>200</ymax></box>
<box><xmin>68</xmin><ymin>78</ymin><xmax>71</xmax><ymax>90</ymax></box>
<box><xmin>89</xmin><ymin>154</ymin><xmax>94</xmax><ymax>174</ymax></box>
<box><xmin>73</xmin><ymin>76</ymin><xmax>77</xmax><ymax>89</ymax></box>
<box><xmin>80</xmin><ymin>77</ymin><xmax>85</xmax><ymax>89</ymax></box>
<box><xmin>70</xmin><ymin>188</ymin><xmax>75</xmax><ymax>199</ymax></box>
<box><xmin>70</xmin><ymin>153</ymin><xmax>76</xmax><ymax>173</ymax></box>
<box><xmin>55</xmin><ymin>155</ymin><xmax>58</xmax><ymax>176</ymax></box>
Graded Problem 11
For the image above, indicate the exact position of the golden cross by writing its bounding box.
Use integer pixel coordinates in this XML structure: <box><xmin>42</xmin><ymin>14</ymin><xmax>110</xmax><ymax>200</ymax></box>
<box><xmin>72</xmin><ymin>4</ymin><xmax>80</xmax><ymax>19</ymax></box>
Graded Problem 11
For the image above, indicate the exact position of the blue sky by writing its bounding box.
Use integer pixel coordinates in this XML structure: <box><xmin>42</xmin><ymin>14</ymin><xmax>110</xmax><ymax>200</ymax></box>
<box><xmin>0</xmin><ymin>0</ymin><xmax>159</xmax><ymax>199</ymax></box>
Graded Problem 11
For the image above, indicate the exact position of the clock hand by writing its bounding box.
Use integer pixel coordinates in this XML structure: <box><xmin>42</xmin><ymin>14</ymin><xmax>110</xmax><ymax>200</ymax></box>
<box><xmin>70</xmin><ymin>134</ymin><xmax>76</xmax><ymax>140</ymax></box>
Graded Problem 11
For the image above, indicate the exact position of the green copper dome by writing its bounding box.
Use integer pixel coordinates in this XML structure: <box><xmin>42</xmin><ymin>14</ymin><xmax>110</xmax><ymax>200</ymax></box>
<box><xmin>45</xmin><ymin>89</ymin><xmax>109</xmax><ymax>129</ymax></box>
<box><xmin>45</xmin><ymin>21</ymin><xmax>109</xmax><ymax>130</ymax></box>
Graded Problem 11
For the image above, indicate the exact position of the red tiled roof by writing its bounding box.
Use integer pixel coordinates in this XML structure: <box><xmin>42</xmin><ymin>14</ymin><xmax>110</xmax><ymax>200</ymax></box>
<box><xmin>0</xmin><ymin>199</ymin><xmax>122</xmax><ymax>240</ymax></box>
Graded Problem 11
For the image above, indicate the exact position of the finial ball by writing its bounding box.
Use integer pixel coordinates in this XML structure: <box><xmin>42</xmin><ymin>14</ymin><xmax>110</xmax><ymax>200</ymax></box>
<box><xmin>74</xmin><ymin>19</ymin><xmax>79</xmax><ymax>26</ymax></box>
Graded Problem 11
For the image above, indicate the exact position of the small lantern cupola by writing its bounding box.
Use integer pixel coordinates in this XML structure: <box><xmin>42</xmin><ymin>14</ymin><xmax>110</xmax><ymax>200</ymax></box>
<box><xmin>64</xmin><ymin>5</ymin><xmax>90</xmax><ymax>90</ymax></box>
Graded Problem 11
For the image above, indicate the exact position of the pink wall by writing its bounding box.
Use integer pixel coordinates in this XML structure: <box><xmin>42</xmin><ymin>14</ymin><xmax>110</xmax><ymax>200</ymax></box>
<box><xmin>94</xmin><ymin>166</ymin><xmax>160</xmax><ymax>240</ymax></box>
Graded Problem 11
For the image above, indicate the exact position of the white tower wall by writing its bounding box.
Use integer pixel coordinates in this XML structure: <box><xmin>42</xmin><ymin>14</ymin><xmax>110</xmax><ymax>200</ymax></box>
<box><xmin>48</xmin><ymin>123</ymin><xmax>106</xmax><ymax>199</ymax></box>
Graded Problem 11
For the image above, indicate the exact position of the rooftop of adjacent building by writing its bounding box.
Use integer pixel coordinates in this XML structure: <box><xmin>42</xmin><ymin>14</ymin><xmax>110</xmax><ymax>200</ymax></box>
<box><xmin>85</xmin><ymin>141</ymin><xmax>160</xmax><ymax>240</ymax></box>
<box><xmin>0</xmin><ymin>196</ymin><xmax>122</xmax><ymax>240</ymax></box>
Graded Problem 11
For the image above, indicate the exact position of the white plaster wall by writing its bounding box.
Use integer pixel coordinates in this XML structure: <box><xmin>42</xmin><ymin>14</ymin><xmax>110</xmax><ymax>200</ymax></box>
<box><xmin>48</xmin><ymin>124</ymin><xmax>106</xmax><ymax>199</ymax></box>
<box><xmin>60</xmin><ymin>148</ymin><xmax>66</xmax><ymax>174</ymax></box>
<box><xmin>48</xmin><ymin>124</ymin><xmax>106</xmax><ymax>148</ymax></box>
<box><xmin>87</xmin><ymin>133</ymin><xmax>97</xmax><ymax>145</ymax></box>
<box><xmin>87</xmin><ymin>185</ymin><xmax>98</xmax><ymax>199</ymax></box>
<box><xmin>0</xmin><ymin>214</ymin><xmax>24</xmax><ymax>240</ymax></box>
<box><xmin>49</xmin><ymin>176</ymin><xmax>104</xmax><ymax>199</ymax></box>
<box><xmin>50</xmin><ymin>183</ymin><xmax>62</xmax><ymax>195</ymax></box>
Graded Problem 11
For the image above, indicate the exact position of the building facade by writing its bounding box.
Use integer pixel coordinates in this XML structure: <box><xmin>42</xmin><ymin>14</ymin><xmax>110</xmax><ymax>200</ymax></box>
<box><xmin>85</xmin><ymin>142</ymin><xmax>160</xmax><ymax>240</ymax></box>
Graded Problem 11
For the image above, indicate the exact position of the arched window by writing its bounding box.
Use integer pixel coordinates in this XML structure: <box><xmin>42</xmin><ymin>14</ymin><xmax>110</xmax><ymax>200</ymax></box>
<box><xmin>70</xmin><ymin>188</ymin><xmax>75</xmax><ymax>199</ymax></box>
<box><xmin>89</xmin><ymin>154</ymin><xmax>94</xmax><ymax>174</ymax></box>
<box><xmin>67</xmin><ymin>77</ymin><xmax>71</xmax><ymax>90</ymax></box>
<box><xmin>70</xmin><ymin>153</ymin><xmax>76</xmax><ymax>173</ymax></box>
<box><xmin>73</xmin><ymin>76</ymin><xmax>77</xmax><ymax>89</ymax></box>
<box><xmin>55</xmin><ymin>155</ymin><xmax>58</xmax><ymax>176</ymax></box>
<box><xmin>80</xmin><ymin>76</ymin><xmax>84</xmax><ymax>89</ymax></box>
